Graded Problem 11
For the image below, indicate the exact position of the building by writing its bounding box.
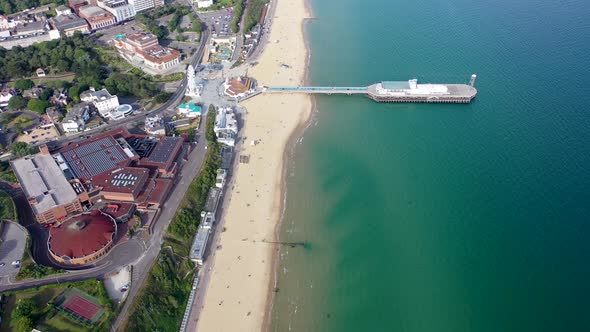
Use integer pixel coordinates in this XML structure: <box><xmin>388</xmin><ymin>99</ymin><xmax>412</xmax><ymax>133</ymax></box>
<box><xmin>36</xmin><ymin>68</ymin><xmax>46</xmax><ymax>77</ymax></box>
<box><xmin>101</xmin><ymin>202</ymin><xmax>135</xmax><ymax>223</ymax></box>
<box><xmin>223</xmin><ymin>76</ymin><xmax>256</xmax><ymax>99</ymax></box>
<box><xmin>62</xmin><ymin>103</ymin><xmax>91</xmax><ymax>133</ymax></box>
<box><xmin>128</xmin><ymin>136</ymin><xmax>184</xmax><ymax>177</ymax></box>
<box><xmin>68</xmin><ymin>0</ymin><xmax>89</xmax><ymax>15</ymax></box>
<box><xmin>80</xmin><ymin>88</ymin><xmax>120</xmax><ymax>118</ymax></box>
<box><xmin>58</xmin><ymin>133</ymin><xmax>138</xmax><ymax>181</ymax></box>
<box><xmin>214</xmin><ymin>107</ymin><xmax>238</xmax><ymax>146</ymax></box>
<box><xmin>114</xmin><ymin>32</ymin><xmax>181</xmax><ymax>71</ymax></box>
<box><xmin>55</xmin><ymin>5</ymin><xmax>73</xmax><ymax>16</ymax></box>
<box><xmin>189</xmin><ymin>226</ymin><xmax>209</xmax><ymax>265</ymax></box>
<box><xmin>50</xmin><ymin>13</ymin><xmax>90</xmax><ymax>36</ymax></box>
<box><xmin>48</xmin><ymin>210</ymin><xmax>117</xmax><ymax>265</ymax></box>
<box><xmin>92</xmin><ymin>167</ymin><xmax>150</xmax><ymax>201</ymax></box>
<box><xmin>97</xmin><ymin>0</ymin><xmax>136</xmax><ymax>22</ymax></box>
<box><xmin>194</xmin><ymin>0</ymin><xmax>214</xmax><ymax>8</ymax></box>
<box><xmin>178</xmin><ymin>103</ymin><xmax>202</xmax><ymax>118</ymax></box>
<box><xmin>11</xmin><ymin>152</ymin><xmax>83</xmax><ymax>224</ymax></box>
<box><xmin>79</xmin><ymin>5</ymin><xmax>116</xmax><ymax>30</ymax></box>
<box><xmin>0</xmin><ymin>89</ymin><xmax>13</xmax><ymax>108</ymax></box>
<box><xmin>144</xmin><ymin>115</ymin><xmax>166</xmax><ymax>135</ymax></box>
<box><xmin>214</xmin><ymin>107</ymin><xmax>238</xmax><ymax>135</ymax></box>
<box><xmin>128</xmin><ymin>0</ymin><xmax>163</xmax><ymax>12</ymax></box>
<box><xmin>215</xmin><ymin>169</ymin><xmax>226</xmax><ymax>188</ymax></box>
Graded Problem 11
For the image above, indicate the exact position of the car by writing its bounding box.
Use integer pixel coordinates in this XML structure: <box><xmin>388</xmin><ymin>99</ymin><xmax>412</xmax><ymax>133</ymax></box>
<box><xmin>0</xmin><ymin>263</ymin><xmax>5</xmax><ymax>267</ymax></box>
<box><xmin>11</xmin><ymin>260</ymin><xmax>20</xmax><ymax>266</ymax></box>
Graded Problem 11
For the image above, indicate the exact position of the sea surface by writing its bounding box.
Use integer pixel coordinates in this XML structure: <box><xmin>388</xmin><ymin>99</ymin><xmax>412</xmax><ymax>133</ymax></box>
<box><xmin>271</xmin><ymin>0</ymin><xmax>590</xmax><ymax>331</ymax></box>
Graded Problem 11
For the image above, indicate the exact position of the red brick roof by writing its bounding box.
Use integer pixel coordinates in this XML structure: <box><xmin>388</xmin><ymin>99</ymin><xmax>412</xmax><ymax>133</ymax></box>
<box><xmin>92</xmin><ymin>167</ymin><xmax>150</xmax><ymax>196</ymax></box>
<box><xmin>49</xmin><ymin>210</ymin><xmax>116</xmax><ymax>259</ymax></box>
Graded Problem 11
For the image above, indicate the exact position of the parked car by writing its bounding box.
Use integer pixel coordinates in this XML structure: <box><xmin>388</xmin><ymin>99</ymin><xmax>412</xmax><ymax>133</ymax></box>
<box><xmin>0</xmin><ymin>262</ymin><xmax>5</xmax><ymax>267</ymax></box>
<box><xmin>11</xmin><ymin>260</ymin><xmax>20</xmax><ymax>266</ymax></box>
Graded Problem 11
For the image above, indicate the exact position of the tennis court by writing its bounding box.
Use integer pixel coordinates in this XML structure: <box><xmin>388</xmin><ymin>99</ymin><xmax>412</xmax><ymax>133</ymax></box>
<box><xmin>57</xmin><ymin>288</ymin><xmax>105</xmax><ymax>324</ymax></box>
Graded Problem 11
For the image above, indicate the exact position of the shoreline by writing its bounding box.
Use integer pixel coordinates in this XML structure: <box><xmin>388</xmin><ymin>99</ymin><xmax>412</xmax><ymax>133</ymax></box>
<box><xmin>195</xmin><ymin>0</ymin><xmax>313</xmax><ymax>330</ymax></box>
<box><xmin>263</xmin><ymin>6</ymin><xmax>317</xmax><ymax>328</ymax></box>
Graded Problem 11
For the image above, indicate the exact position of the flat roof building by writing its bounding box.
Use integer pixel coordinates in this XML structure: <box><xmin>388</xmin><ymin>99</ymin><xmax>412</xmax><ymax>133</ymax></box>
<box><xmin>50</xmin><ymin>13</ymin><xmax>90</xmax><ymax>36</ymax></box>
<box><xmin>59</xmin><ymin>135</ymin><xmax>137</xmax><ymax>181</ymax></box>
<box><xmin>189</xmin><ymin>226</ymin><xmax>210</xmax><ymax>265</ymax></box>
<box><xmin>97</xmin><ymin>0</ymin><xmax>136</xmax><ymax>22</ymax></box>
<box><xmin>11</xmin><ymin>153</ymin><xmax>83</xmax><ymax>224</ymax></box>
<box><xmin>92</xmin><ymin>167</ymin><xmax>150</xmax><ymax>201</ymax></box>
<box><xmin>79</xmin><ymin>5</ymin><xmax>116</xmax><ymax>30</ymax></box>
<box><xmin>114</xmin><ymin>32</ymin><xmax>181</xmax><ymax>72</ymax></box>
<box><xmin>80</xmin><ymin>88</ymin><xmax>119</xmax><ymax>118</ymax></box>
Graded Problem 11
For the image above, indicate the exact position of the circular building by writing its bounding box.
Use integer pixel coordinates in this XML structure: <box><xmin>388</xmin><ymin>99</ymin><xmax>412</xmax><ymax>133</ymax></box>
<box><xmin>48</xmin><ymin>210</ymin><xmax>117</xmax><ymax>265</ymax></box>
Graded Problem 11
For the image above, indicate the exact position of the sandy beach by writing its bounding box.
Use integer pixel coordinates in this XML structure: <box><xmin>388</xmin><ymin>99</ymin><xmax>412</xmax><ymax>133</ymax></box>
<box><xmin>195</xmin><ymin>0</ymin><xmax>311</xmax><ymax>331</ymax></box>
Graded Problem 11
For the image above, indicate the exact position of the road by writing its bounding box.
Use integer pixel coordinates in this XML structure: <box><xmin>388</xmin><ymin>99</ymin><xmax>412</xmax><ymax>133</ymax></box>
<box><xmin>111</xmin><ymin>116</ymin><xmax>210</xmax><ymax>331</ymax></box>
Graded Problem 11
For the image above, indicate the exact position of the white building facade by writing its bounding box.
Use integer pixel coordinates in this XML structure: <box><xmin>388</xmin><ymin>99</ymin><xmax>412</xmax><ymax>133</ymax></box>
<box><xmin>80</xmin><ymin>88</ymin><xmax>120</xmax><ymax>118</ymax></box>
<box><xmin>98</xmin><ymin>0</ymin><xmax>137</xmax><ymax>22</ymax></box>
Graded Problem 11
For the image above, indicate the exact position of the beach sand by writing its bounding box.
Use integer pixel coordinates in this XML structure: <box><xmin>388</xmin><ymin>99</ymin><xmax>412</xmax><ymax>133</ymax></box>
<box><xmin>195</xmin><ymin>0</ymin><xmax>311</xmax><ymax>331</ymax></box>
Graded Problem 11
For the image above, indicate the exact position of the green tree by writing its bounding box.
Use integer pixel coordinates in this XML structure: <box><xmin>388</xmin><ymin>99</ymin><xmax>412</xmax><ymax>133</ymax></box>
<box><xmin>27</xmin><ymin>98</ymin><xmax>51</xmax><ymax>114</ymax></box>
<box><xmin>7</xmin><ymin>96</ymin><xmax>28</xmax><ymax>110</ymax></box>
<box><xmin>68</xmin><ymin>84</ymin><xmax>88</xmax><ymax>103</ymax></box>
<box><xmin>12</xmin><ymin>298</ymin><xmax>37</xmax><ymax>320</ymax></box>
<box><xmin>14</xmin><ymin>317</ymin><xmax>34</xmax><ymax>332</ymax></box>
<box><xmin>14</xmin><ymin>79</ymin><xmax>34</xmax><ymax>91</ymax></box>
<box><xmin>10</xmin><ymin>142</ymin><xmax>35</xmax><ymax>157</ymax></box>
<box><xmin>39</xmin><ymin>88</ymin><xmax>54</xmax><ymax>101</ymax></box>
<box><xmin>154</xmin><ymin>92</ymin><xmax>172</xmax><ymax>103</ymax></box>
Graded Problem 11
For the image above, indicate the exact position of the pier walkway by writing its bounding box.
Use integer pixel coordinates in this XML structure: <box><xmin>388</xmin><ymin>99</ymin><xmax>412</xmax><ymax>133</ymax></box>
<box><xmin>265</xmin><ymin>86</ymin><xmax>368</xmax><ymax>94</ymax></box>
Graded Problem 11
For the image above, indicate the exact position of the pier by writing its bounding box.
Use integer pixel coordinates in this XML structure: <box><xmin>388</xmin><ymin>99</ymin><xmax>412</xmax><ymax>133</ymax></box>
<box><xmin>263</xmin><ymin>75</ymin><xmax>478</xmax><ymax>103</ymax></box>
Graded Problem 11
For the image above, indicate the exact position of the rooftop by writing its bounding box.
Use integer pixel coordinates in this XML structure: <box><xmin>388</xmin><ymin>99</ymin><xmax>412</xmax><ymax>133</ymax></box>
<box><xmin>79</xmin><ymin>5</ymin><xmax>113</xmax><ymax>20</ymax></box>
<box><xmin>381</xmin><ymin>81</ymin><xmax>411</xmax><ymax>90</ymax></box>
<box><xmin>145</xmin><ymin>136</ymin><xmax>183</xmax><ymax>165</ymax></box>
<box><xmin>48</xmin><ymin>210</ymin><xmax>117</xmax><ymax>260</ymax></box>
<box><xmin>80</xmin><ymin>88</ymin><xmax>115</xmax><ymax>102</ymax></box>
<box><xmin>51</xmin><ymin>13</ymin><xmax>88</xmax><ymax>31</ymax></box>
<box><xmin>11</xmin><ymin>154</ymin><xmax>79</xmax><ymax>215</ymax></box>
<box><xmin>59</xmin><ymin>135</ymin><xmax>135</xmax><ymax>181</ymax></box>
<box><xmin>205</xmin><ymin>187</ymin><xmax>221</xmax><ymax>213</ymax></box>
<box><xmin>92</xmin><ymin>167</ymin><xmax>150</xmax><ymax>195</ymax></box>
<box><xmin>63</xmin><ymin>102</ymin><xmax>90</xmax><ymax>123</ymax></box>
<box><xmin>179</xmin><ymin>103</ymin><xmax>202</xmax><ymax>114</ymax></box>
<box><xmin>189</xmin><ymin>227</ymin><xmax>210</xmax><ymax>262</ymax></box>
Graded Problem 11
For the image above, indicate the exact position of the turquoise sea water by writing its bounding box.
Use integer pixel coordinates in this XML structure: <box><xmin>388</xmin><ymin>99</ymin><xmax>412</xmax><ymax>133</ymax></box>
<box><xmin>272</xmin><ymin>0</ymin><xmax>590</xmax><ymax>331</ymax></box>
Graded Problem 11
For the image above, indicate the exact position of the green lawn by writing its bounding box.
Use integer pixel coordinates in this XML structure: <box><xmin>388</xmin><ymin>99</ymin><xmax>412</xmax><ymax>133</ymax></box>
<box><xmin>0</xmin><ymin>279</ymin><xmax>115</xmax><ymax>332</ymax></box>
<box><xmin>0</xmin><ymin>286</ymin><xmax>66</xmax><ymax>331</ymax></box>
<box><xmin>37</xmin><ymin>312</ymin><xmax>89</xmax><ymax>332</ymax></box>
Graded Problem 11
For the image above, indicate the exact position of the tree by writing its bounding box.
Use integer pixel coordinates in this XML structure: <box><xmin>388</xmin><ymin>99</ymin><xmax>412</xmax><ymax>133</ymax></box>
<box><xmin>10</xmin><ymin>142</ymin><xmax>35</xmax><ymax>157</ymax></box>
<box><xmin>12</xmin><ymin>298</ymin><xmax>37</xmax><ymax>320</ymax></box>
<box><xmin>14</xmin><ymin>317</ymin><xmax>34</xmax><ymax>332</ymax></box>
<box><xmin>39</xmin><ymin>88</ymin><xmax>54</xmax><ymax>101</ymax></box>
<box><xmin>68</xmin><ymin>84</ymin><xmax>88</xmax><ymax>103</ymax></box>
<box><xmin>154</xmin><ymin>92</ymin><xmax>172</xmax><ymax>103</ymax></box>
<box><xmin>7</xmin><ymin>96</ymin><xmax>28</xmax><ymax>110</ymax></box>
<box><xmin>27</xmin><ymin>99</ymin><xmax>51</xmax><ymax>114</ymax></box>
<box><xmin>14</xmin><ymin>79</ymin><xmax>34</xmax><ymax>91</ymax></box>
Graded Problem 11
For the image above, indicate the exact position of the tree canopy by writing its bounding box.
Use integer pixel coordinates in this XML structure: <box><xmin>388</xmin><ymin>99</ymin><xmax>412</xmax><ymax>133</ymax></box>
<box><xmin>10</xmin><ymin>142</ymin><xmax>35</xmax><ymax>157</ymax></box>
<box><xmin>13</xmin><ymin>79</ymin><xmax>34</xmax><ymax>91</ymax></box>
<box><xmin>7</xmin><ymin>96</ymin><xmax>28</xmax><ymax>110</ymax></box>
<box><xmin>27</xmin><ymin>98</ymin><xmax>50</xmax><ymax>114</ymax></box>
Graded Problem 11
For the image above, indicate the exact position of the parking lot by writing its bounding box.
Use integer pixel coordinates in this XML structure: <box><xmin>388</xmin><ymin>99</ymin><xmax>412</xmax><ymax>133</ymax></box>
<box><xmin>96</xmin><ymin>20</ymin><xmax>143</xmax><ymax>45</ymax></box>
<box><xmin>0</xmin><ymin>222</ymin><xmax>26</xmax><ymax>279</ymax></box>
<box><xmin>199</xmin><ymin>8</ymin><xmax>234</xmax><ymax>36</ymax></box>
